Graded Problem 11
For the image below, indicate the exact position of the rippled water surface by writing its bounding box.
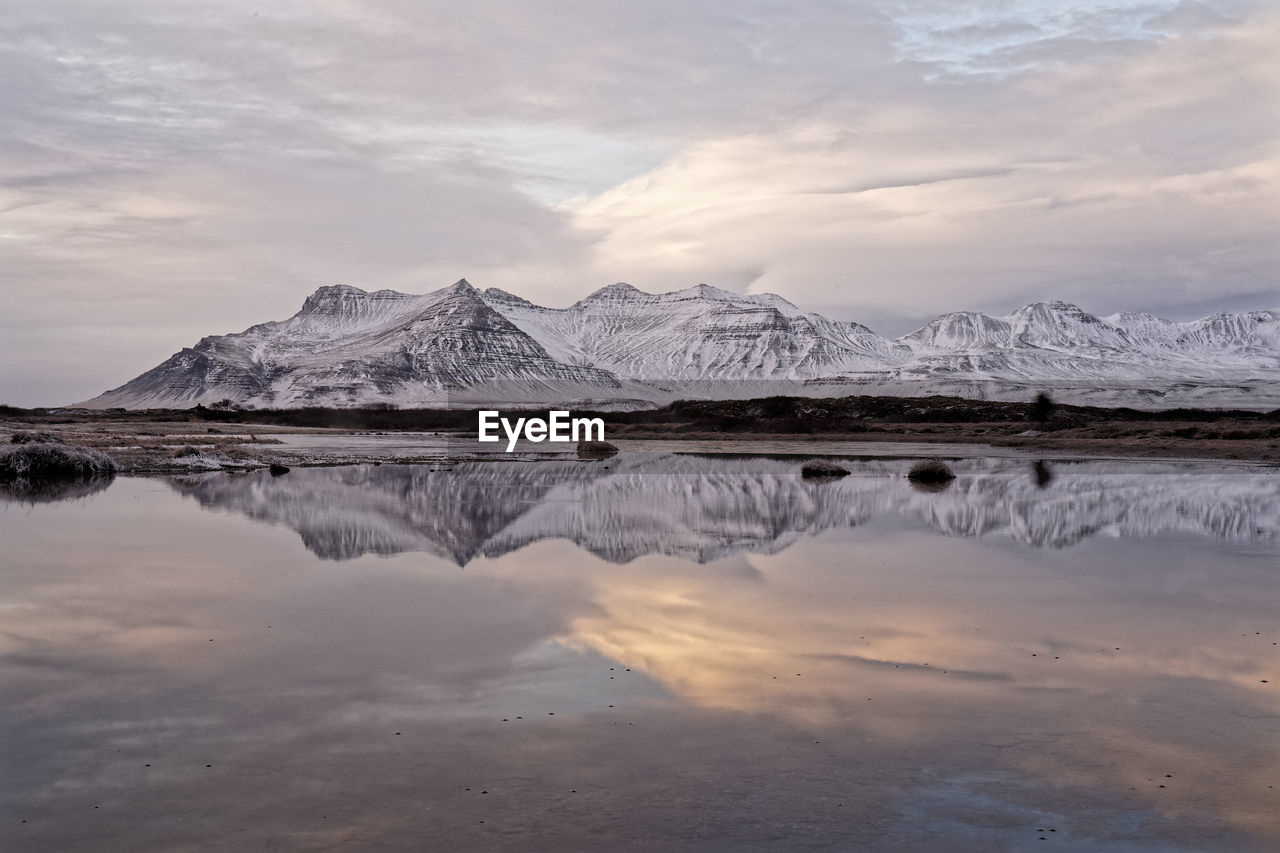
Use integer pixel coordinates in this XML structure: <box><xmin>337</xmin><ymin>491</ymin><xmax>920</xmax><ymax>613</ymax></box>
<box><xmin>2</xmin><ymin>454</ymin><xmax>1278</xmax><ymax>851</ymax></box>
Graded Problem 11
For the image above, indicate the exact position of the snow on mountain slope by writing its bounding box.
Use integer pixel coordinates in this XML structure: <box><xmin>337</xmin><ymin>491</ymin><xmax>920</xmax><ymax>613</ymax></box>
<box><xmin>898</xmin><ymin>311</ymin><xmax>1013</xmax><ymax>352</ymax></box>
<box><xmin>1005</xmin><ymin>301</ymin><xmax>1135</xmax><ymax>351</ymax></box>
<box><xmin>1103</xmin><ymin>312</ymin><xmax>1185</xmax><ymax>349</ymax></box>
<box><xmin>86</xmin><ymin>280</ymin><xmax>622</xmax><ymax>409</ymax></box>
<box><xmin>480</xmin><ymin>282</ymin><xmax>909</xmax><ymax>380</ymax></box>
<box><xmin>81</xmin><ymin>279</ymin><xmax>1280</xmax><ymax>409</ymax></box>
<box><xmin>1187</xmin><ymin>311</ymin><xmax>1280</xmax><ymax>353</ymax></box>
<box><xmin>888</xmin><ymin>301</ymin><xmax>1280</xmax><ymax>387</ymax></box>
<box><xmin>900</xmin><ymin>301</ymin><xmax>1135</xmax><ymax>355</ymax></box>
<box><xmin>1107</xmin><ymin>309</ymin><xmax>1280</xmax><ymax>363</ymax></box>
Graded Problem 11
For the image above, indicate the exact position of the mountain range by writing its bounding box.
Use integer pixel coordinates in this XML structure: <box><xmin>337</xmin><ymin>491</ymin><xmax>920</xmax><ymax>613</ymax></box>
<box><xmin>82</xmin><ymin>280</ymin><xmax>1280</xmax><ymax>409</ymax></box>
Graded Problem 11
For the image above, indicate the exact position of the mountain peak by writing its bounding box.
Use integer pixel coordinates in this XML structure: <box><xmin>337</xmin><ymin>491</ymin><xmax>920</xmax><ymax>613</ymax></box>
<box><xmin>306</xmin><ymin>284</ymin><xmax>367</xmax><ymax>299</ymax></box>
<box><xmin>573</xmin><ymin>282</ymin><xmax>645</xmax><ymax>306</ymax></box>
<box><xmin>296</xmin><ymin>284</ymin><xmax>421</xmax><ymax>319</ymax></box>
<box><xmin>598</xmin><ymin>282</ymin><xmax>643</xmax><ymax>296</ymax></box>
<box><xmin>672</xmin><ymin>283</ymin><xmax>740</xmax><ymax>301</ymax></box>
<box><xmin>1012</xmin><ymin>300</ymin><xmax>1090</xmax><ymax>316</ymax></box>
<box><xmin>1007</xmin><ymin>301</ymin><xmax>1117</xmax><ymax>330</ymax></box>
<box><xmin>483</xmin><ymin>287</ymin><xmax>536</xmax><ymax>308</ymax></box>
<box><xmin>897</xmin><ymin>311</ymin><xmax>1010</xmax><ymax>350</ymax></box>
<box><xmin>1006</xmin><ymin>301</ymin><xmax>1131</xmax><ymax>350</ymax></box>
<box><xmin>298</xmin><ymin>284</ymin><xmax>369</xmax><ymax>315</ymax></box>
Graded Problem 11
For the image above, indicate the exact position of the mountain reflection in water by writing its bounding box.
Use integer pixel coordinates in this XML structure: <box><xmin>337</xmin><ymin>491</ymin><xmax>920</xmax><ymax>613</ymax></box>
<box><xmin>4</xmin><ymin>460</ymin><xmax>1279</xmax><ymax>852</ymax></box>
<box><xmin>168</xmin><ymin>454</ymin><xmax>1280</xmax><ymax>562</ymax></box>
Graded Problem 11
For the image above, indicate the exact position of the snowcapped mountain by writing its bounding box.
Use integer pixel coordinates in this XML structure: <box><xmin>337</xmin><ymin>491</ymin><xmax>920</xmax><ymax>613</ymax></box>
<box><xmin>82</xmin><ymin>280</ymin><xmax>1280</xmax><ymax>409</ymax></box>
<box><xmin>86</xmin><ymin>281</ymin><xmax>625</xmax><ymax>408</ymax></box>
<box><xmin>1108</xmin><ymin>309</ymin><xmax>1280</xmax><ymax>356</ymax></box>
<box><xmin>481</xmin><ymin>281</ymin><xmax>907</xmax><ymax>381</ymax></box>
<box><xmin>884</xmin><ymin>300</ymin><xmax>1280</xmax><ymax>397</ymax></box>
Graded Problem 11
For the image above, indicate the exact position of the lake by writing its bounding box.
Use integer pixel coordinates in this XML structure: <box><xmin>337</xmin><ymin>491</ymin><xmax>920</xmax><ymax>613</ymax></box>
<box><xmin>2</xmin><ymin>453</ymin><xmax>1278</xmax><ymax>851</ymax></box>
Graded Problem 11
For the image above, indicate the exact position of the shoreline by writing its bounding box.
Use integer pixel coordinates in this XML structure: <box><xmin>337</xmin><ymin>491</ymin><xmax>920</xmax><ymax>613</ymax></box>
<box><xmin>3</xmin><ymin>414</ymin><xmax>1278</xmax><ymax>476</ymax></box>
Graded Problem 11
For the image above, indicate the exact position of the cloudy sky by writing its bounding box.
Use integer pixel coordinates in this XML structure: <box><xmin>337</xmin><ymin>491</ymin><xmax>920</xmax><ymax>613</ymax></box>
<box><xmin>1</xmin><ymin>0</ymin><xmax>1277</xmax><ymax>405</ymax></box>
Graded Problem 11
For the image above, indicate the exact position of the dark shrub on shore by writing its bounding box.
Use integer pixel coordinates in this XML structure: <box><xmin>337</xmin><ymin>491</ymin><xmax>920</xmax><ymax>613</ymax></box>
<box><xmin>1027</xmin><ymin>392</ymin><xmax>1055</xmax><ymax>425</ymax></box>
<box><xmin>801</xmin><ymin>459</ymin><xmax>851</xmax><ymax>479</ymax></box>
<box><xmin>0</xmin><ymin>442</ymin><xmax>116</xmax><ymax>482</ymax></box>
<box><xmin>907</xmin><ymin>459</ymin><xmax>955</xmax><ymax>485</ymax></box>
<box><xmin>577</xmin><ymin>440</ymin><xmax>619</xmax><ymax>458</ymax></box>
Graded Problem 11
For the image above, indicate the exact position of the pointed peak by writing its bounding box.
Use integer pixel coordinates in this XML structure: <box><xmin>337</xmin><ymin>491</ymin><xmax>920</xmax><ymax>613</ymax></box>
<box><xmin>434</xmin><ymin>278</ymin><xmax>489</xmax><ymax>305</ymax></box>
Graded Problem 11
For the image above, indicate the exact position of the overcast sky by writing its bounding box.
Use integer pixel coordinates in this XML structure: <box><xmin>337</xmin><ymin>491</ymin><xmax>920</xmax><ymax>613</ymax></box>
<box><xmin>1</xmin><ymin>1</ymin><xmax>1277</xmax><ymax>405</ymax></box>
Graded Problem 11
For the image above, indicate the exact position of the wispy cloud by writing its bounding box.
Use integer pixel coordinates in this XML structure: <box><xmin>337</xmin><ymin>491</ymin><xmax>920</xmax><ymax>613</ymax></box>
<box><xmin>0</xmin><ymin>0</ymin><xmax>1275</xmax><ymax>403</ymax></box>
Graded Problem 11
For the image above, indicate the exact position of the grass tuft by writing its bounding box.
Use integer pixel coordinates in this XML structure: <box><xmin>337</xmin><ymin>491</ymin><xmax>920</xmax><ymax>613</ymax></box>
<box><xmin>0</xmin><ymin>442</ymin><xmax>116</xmax><ymax>482</ymax></box>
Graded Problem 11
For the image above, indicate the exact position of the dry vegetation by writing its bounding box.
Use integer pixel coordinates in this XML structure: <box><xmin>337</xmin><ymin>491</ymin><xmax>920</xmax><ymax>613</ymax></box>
<box><xmin>0</xmin><ymin>435</ymin><xmax>116</xmax><ymax>480</ymax></box>
<box><xmin>601</xmin><ymin>395</ymin><xmax>1280</xmax><ymax>462</ymax></box>
<box><xmin>0</xmin><ymin>432</ymin><xmax>118</xmax><ymax>503</ymax></box>
<box><xmin>0</xmin><ymin>413</ymin><xmax>295</xmax><ymax>474</ymax></box>
<box><xmin>2</xmin><ymin>393</ymin><xmax>1279</xmax><ymax>469</ymax></box>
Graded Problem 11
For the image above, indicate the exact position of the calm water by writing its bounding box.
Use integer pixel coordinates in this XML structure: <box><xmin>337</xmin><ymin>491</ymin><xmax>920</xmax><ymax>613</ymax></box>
<box><xmin>2</xmin><ymin>454</ymin><xmax>1278</xmax><ymax>852</ymax></box>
